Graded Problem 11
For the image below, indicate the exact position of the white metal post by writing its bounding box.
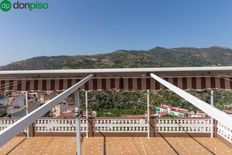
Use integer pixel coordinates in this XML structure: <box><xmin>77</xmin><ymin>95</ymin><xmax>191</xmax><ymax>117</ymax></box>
<box><xmin>147</xmin><ymin>89</ymin><xmax>150</xmax><ymax>138</ymax></box>
<box><xmin>25</xmin><ymin>91</ymin><xmax>29</xmax><ymax>138</ymax></box>
<box><xmin>75</xmin><ymin>91</ymin><xmax>81</xmax><ymax>155</ymax></box>
<box><xmin>85</xmin><ymin>91</ymin><xmax>88</xmax><ymax>138</ymax></box>
<box><xmin>211</xmin><ymin>90</ymin><xmax>214</xmax><ymax>138</ymax></box>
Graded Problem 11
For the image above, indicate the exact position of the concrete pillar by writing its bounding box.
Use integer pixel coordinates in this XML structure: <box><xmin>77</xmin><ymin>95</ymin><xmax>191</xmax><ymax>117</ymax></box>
<box><xmin>28</xmin><ymin>123</ymin><xmax>36</xmax><ymax>137</ymax></box>
<box><xmin>146</xmin><ymin>89</ymin><xmax>155</xmax><ymax>137</ymax></box>
<box><xmin>150</xmin><ymin>115</ymin><xmax>156</xmax><ymax>137</ymax></box>
<box><xmin>214</xmin><ymin>120</ymin><xmax>218</xmax><ymax>138</ymax></box>
<box><xmin>88</xmin><ymin>115</ymin><xmax>94</xmax><ymax>137</ymax></box>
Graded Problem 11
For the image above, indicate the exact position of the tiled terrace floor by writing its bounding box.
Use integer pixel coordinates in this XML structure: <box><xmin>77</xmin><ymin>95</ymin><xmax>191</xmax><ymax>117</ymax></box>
<box><xmin>0</xmin><ymin>136</ymin><xmax>232</xmax><ymax>155</ymax></box>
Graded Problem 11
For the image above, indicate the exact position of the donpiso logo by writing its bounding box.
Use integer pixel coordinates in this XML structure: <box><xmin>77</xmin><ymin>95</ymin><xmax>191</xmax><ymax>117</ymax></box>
<box><xmin>0</xmin><ymin>0</ymin><xmax>11</xmax><ymax>12</ymax></box>
<box><xmin>0</xmin><ymin>0</ymin><xmax>48</xmax><ymax>12</ymax></box>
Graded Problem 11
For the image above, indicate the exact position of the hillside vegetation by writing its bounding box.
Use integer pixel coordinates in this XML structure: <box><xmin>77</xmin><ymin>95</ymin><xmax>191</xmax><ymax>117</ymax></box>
<box><xmin>78</xmin><ymin>89</ymin><xmax>232</xmax><ymax>117</ymax></box>
<box><xmin>1</xmin><ymin>46</ymin><xmax>232</xmax><ymax>70</ymax></box>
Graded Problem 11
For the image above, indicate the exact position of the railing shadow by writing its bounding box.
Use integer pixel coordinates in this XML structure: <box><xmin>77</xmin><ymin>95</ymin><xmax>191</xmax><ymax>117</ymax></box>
<box><xmin>176</xmin><ymin>119</ymin><xmax>216</xmax><ymax>155</ymax></box>
<box><xmin>156</xmin><ymin>132</ymin><xmax>180</xmax><ymax>155</ymax></box>
<box><xmin>185</xmin><ymin>132</ymin><xmax>215</xmax><ymax>155</ymax></box>
<box><xmin>149</xmin><ymin>119</ymin><xmax>180</xmax><ymax>155</ymax></box>
<box><xmin>5</xmin><ymin>136</ymin><xmax>27</xmax><ymax>155</ymax></box>
<box><xmin>149</xmin><ymin>121</ymin><xmax>180</xmax><ymax>155</ymax></box>
<box><xmin>93</xmin><ymin>123</ymin><xmax>107</xmax><ymax>155</ymax></box>
<box><xmin>154</xmin><ymin>118</ymin><xmax>215</xmax><ymax>155</ymax></box>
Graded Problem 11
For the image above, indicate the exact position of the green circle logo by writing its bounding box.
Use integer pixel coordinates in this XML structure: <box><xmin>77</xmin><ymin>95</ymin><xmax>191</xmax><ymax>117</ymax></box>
<box><xmin>0</xmin><ymin>0</ymin><xmax>12</xmax><ymax>12</ymax></box>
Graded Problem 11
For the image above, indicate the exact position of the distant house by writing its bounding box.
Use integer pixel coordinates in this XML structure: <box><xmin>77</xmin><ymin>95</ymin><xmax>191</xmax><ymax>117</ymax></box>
<box><xmin>189</xmin><ymin>110</ymin><xmax>206</xmax><ymax>117</ymax></box>
<box><xmin>91</xmin><ymin>58</ymin><xmax>97</xmax><ymax>61</ymax></box>
<box><xmin>101</xmin><ymin>58</ymin><xmax>110</xmax><ymax>62</ymax></box>
<box><xmin>156</xmin><ymin>105</ymin><xmax>189</xmax><ymax>117</ymax></box>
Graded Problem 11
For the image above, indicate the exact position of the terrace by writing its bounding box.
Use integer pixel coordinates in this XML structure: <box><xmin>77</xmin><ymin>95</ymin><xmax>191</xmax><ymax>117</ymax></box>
<box><xmin>0</xmin><ymin>116</ymin><xmax>232</xmax><ymax>154</ymax></box>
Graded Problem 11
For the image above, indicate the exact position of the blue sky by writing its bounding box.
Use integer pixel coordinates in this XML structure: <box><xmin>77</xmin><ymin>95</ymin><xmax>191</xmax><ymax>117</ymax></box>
<box><xmin>0</xmin><ymin>0</ymin><xmax>232</xmax><ymax>65</ymax></box>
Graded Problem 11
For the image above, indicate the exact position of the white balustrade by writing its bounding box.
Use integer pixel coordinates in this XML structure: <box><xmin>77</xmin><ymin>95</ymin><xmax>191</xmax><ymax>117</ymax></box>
<box><xmin>0</xmin><ymin>118</ymin><xmax>214</xmax><ymax>134</ymax></box>
<box><xmin>156</xmin><ymin>118</ymin><xmax>212</xmax><ymax>133</ymax></box>
<box><xmin>36</xmin><ymin>119</ymin><xmax>87</xmax><ymax>133</ymax></box>
<box><xmin>0</xmin><ymin>119</ymin><xmax>18</xmax><ymax>131</ymax></box>
<box><xmin>0</xmin><ymin>119</ymin><xmax>28</xmax><ymax>133</ymax></box>
<box><xmin>94</xmin><ymin>118</ymin><xmax>148</xmax><ymax>133</ymax></box>
<box><xmin>217</xmin><ymin>122</ymin><xmax>232</xmax><ymax>143</ymax></box>
<box><xmin>2</xmin><ymin>117</ymin><xmax>232</xmax><ymax>145</ymax></box>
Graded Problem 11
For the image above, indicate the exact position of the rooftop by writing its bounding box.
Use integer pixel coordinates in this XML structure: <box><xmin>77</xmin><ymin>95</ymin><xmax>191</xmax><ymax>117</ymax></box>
<box><xmin>0</xmin><ymin>136</ymin><xmax>231</xmax><ymax>155</ymax></box>
<box><xmin>159</xmin><ymin>105</ymin><xmax>189</xmax><ymax>113</ymax></box>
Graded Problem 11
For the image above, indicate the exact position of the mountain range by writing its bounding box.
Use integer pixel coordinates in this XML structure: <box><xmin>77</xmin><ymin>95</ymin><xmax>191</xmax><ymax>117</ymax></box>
<box><xmin>1</xmin><ymin>46</ymin><xmax>232</xmax><ymax>70</ymax></box>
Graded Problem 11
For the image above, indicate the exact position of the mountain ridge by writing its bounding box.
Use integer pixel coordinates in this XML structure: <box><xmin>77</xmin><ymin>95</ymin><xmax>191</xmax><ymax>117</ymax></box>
<box><xmin>1</xmin><ymin>46</ymin><xmax>232</xmax><ymax>70</ymax></box>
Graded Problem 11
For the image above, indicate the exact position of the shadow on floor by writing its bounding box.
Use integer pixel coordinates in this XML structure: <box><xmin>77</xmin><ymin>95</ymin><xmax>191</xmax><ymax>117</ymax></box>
<box><xmin>153</xmin><ymin>118</ymin><xmax>216</xmax><ymax>155</ymax></box>
<box><xmin>157</xmin><ymin>133</ymin><xmax>180</xmax><ymax>155</ymax></box>
<box><xmin>94</xmin><ymin>129</ymin><xmax>107</xmax><ymax>155</ymax></box>
<box><xmin>6</xmin><ymin>137</ymin><xmax>27</xmax><ymax>155</ymax></box>
<box><xmin>186</xmin><ymin>132</ymin><xmax>215</xmax><ymax>155</ymax></box>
